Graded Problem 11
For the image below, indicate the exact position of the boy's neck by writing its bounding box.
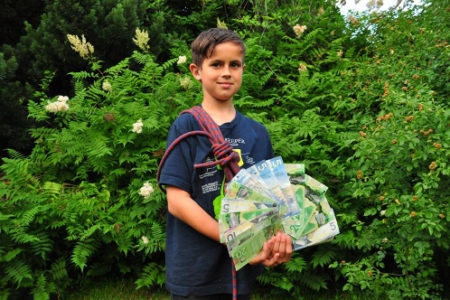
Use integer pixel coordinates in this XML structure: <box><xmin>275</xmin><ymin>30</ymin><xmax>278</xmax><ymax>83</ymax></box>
<box><xmin>201</xmin><ymin>100</ymin><xmax>236</xmax><ymax>126</ymax></box>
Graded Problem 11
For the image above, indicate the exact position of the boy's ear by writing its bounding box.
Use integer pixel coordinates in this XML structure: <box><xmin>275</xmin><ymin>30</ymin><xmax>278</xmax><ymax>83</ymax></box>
<box><xmin>190</xmin><ymin>63</ymin><xmax>202</xmax><ymax>81</ymax></box>
<box><xmin>243</xmin><ymin>64</ymin><xmax>246</xmax><ymax>71</ymax></box>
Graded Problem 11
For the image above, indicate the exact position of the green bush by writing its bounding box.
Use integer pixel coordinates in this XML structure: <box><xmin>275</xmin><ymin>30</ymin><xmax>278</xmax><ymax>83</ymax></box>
<box><xmin>1</xmin><ymin>0</ymin><xmax>448</xmax><ymax>299</ymax></box>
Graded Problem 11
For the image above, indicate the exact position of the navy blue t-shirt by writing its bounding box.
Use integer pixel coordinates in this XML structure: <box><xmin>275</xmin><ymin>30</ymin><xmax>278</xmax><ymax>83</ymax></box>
<box><xmin>159</xmin><ymin>110</ymin><xmax>273</xmax><ymax>296</ymax></box>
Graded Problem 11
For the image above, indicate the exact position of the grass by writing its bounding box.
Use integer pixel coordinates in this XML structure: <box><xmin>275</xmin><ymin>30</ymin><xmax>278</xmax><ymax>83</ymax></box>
<box><xmin>66</xmin><ymin>278</ymin><xmax>169</xmax><ymax>300</ymax></box>
<box><xmin>65</xmin><ymin>277</ymin><xmax>373</xmax><ymax>300</ymax></box>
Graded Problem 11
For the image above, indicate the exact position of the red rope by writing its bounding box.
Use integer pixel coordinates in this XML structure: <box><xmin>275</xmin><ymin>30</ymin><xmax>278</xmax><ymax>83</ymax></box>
<box><xmin>157</xmin><ymin>106</ymin><xmax>241</xmax><ymax>298</ymax></box>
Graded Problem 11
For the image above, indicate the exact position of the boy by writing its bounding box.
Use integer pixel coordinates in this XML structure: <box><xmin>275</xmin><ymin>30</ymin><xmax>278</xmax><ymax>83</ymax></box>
<box><xmin>158</xmin><ymin>28</ymin><xmax>292</xmax><ymax>300</ymax></box>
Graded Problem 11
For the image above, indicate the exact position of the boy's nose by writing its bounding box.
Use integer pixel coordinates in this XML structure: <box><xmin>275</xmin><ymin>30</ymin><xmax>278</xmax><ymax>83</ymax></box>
<box><xmin>221</xmin><ymin>65</ymin><xmax>231</xmax><ymax>77</ymax></box>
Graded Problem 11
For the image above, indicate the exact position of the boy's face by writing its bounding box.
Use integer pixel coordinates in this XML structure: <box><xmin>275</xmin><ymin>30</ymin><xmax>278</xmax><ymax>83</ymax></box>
<box><xmin>190</xmin><ymin>41</ymin><xmax>245</xmax><ymax>103</ymax></box>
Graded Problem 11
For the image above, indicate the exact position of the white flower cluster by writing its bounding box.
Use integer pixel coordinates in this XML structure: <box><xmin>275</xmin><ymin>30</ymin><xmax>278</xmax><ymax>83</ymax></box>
<box><xmin>180</xmin><ymin>75</ymin><xmax>193</xmax><ymax>89</ymax></box>
<box><xmin>293</xmin><ymin>24</ymin><xmax>307</xmax><ymax>37</ymax></box>
<box><xmin>102</xmin><ymin>80</ymin><xmax>112</xmax><ymax>92</ymax></box>
<box><xmin>133</xmin><ymin>28</ymin><xmax>150</xmax><ymax>51</ymax></box>
<box><xmin>139</xmin><ymin>182</ymin><xmax>154</xmax><ymax>199</ymax></box>
<box><xmin>177</xmin><ymin>55</ymin><xmax>187</xmax><ymax>65</ymax></box>
<box><xmin>298</xmin><ymin>63</ymin><xmax>307</xmax><ymax>72</ymax></box>
<box><xmin>67</xmin><ymin>34</ymin><xmax>94</xmax><ymax>60</ymax></box>
<box><xmin>141</xmin><ymin>236</ymin><xmax>149</xmax><ymax>244</ymax></box>
<box><xmin>45</xmin><ymin>95</ymin><xmax>69</xmax><ymax>113</ymax></box>
<box><xmin>132</xmin><ymin>119</ymin><xmax>143</xmax><ymax>133</ymax></box>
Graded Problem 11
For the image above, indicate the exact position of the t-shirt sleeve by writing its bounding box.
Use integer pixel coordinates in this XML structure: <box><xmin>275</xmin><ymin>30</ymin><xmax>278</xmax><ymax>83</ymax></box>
<box><xmin>264</xmin><ymin>128</ymin><xmax>273</xmax><ymax>160</ymax></box>
<box><xmin>158</xmin><ymin>116</ymin><xmax>195</xmax><ymax>194</ymax></box>
<box><xmin>263</xmin><ymin>125</ymin><xmax>274</xmax><ymax>160</ymax></box>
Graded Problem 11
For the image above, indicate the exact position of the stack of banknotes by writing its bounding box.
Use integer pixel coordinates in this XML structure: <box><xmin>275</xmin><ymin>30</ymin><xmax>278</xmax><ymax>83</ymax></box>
<box><xmin>219</xmin><ymin>157</ymin><xmax>339</xmax><ymax>271</ymax></box>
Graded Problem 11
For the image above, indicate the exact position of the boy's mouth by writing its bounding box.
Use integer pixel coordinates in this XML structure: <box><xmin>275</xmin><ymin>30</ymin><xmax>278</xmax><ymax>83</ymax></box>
<box><xmin>218</xmin><ymin>82</ymin><xmax>233</xmax><ymax>87</ymax></box>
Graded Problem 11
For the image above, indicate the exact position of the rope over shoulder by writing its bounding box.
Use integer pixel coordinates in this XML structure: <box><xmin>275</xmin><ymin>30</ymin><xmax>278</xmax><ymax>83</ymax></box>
<box><xmin>156</xmin><ymin>105</ymin><xmax>241</xmax><ymax>299</ymax></box>
<box><xmin>157</xmin><ymin>106</ymin><xmax>241</xmax><ymax>191</ymax></box>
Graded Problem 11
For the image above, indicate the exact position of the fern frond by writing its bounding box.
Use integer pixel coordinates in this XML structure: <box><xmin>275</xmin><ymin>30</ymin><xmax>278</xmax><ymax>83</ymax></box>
<box><xmin>161</xmin><ymin>58</ymin><xmax>178</xmax><ymax>71</ymax></box>
<box><xmin>299</xmin><ymin>272</ymin><xmax>328</xmax><ymax>291</ymax></box>
<box><xmin>11</xmin><ymin>229</ymin><xmax>40</xmax><ymax>244</ymax></box>
<box><xmin>71</xmin><ymin>238</ymin><xmax>98</xmax><ymax>271</ymax></box>
<box><xmin>5</xmin><ymin>149</ymin><xmax>27</xmax><ymax>160</ymax></box>
<box><xmin>1</xmin><ymin>248</ymin><xmax>23</xmax><ymax>262</ymax></box>
<box><xmin>68</xmin><ymin>71</ymin><xmax>93</xmax><ymax>81</ymax></box>
<box><xmin>32</xmin><ymin>273</ymin><xmax>50</xmax><ymax>300</ymax></box>
<box><xmin>135</xmin><ymin>262</ymin><xmax>165</xmax><ymax>289</ymax></box>
<box><xmin>311</xmin><ymin>247</ymin><xmax>337</xmax><ymax>268</ymax></box>
<box><xmin>285</xmin><ymin>256</ymin><xmax>307</xmax><ymax>273</ymax></box>
<box><xmin>30</xmin><ymin>231</ymin><xmax>53</xmax><ymax>259</ymax></box>
<box><xmin>4</xmin><ymin>259</ymin><xmax>33</xmax><ymax>285</ymax></box>
<box><xmin>50</xmin><ymin>257</ymin><xmax>68</xmax><ymax>281</ymax></box>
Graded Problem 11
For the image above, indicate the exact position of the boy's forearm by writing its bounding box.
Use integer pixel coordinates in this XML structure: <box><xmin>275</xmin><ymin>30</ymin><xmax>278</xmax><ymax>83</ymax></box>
<box><xmin>167</xmin><ymin>186</ymin><xmax>220</xmax><ymax>242</ymax></box>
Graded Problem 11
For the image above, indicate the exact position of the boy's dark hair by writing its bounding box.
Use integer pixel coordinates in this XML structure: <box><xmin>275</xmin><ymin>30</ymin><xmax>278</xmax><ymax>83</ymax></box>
<box><xmin>191</xmin><ymin>28</ymin><xmax>246</xmax><ymax>67</ymax></box>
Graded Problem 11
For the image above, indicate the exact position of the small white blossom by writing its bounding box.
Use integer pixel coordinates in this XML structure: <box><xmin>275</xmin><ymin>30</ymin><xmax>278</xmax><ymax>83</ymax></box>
<box><xmin>45</xmin><ymin>95</ymin><xmax>70</xmax><ymax>113</ymax></box>
<box><xmin>67</xmin><ymin>34</ymin><xmax>94</xmax><ymax>60</ymax></box>
<box><xmin>380</xmin><ymin>210</ymin><xmax>386</xmax><ymax>216</ymax></box>
<box><xmin>180</xmin><ymin>76</ymin><xmax>193</xmax><ymax>89</ymax></box>
<box><xmin>382</xmin><ymin>237</ymin><xmax>388</xmax><ymax>243</ymax></box>
<box><xmin>293</xmin><ymin>24</ymin><xmax>307</xmax><ymax>37</ymax></box>
<box><xmin>132</xmin><ymin>119</ymin><xmax>143</xmax><ymax>134</ymax></box>
<box><xmin>102</xmin><ymin>80</ymin><xmax>112</xmax><ymax>92</ymax></box>
<box><xmin>298</xmin><ymin>63</ymin><xmax>307</xmax><ymax>72</ymax></box>
<box><xmin>45</xmin><ymin>102</ymin><xmax>59</xmax><ymax>113</ymax></box>
<box><xmin>58</xmin><ymin>95</ymin><xmax>69</xmax><ymax>102</ymax></box>
<box><xmin>56</xmin><ymin>101</ymin><xmax>69</xmax><ymax>112</ymax></box>
<box><xmin>337</xmin><ymin>50</ymin><xmax>343</xmax><ymax>57</ymax></box>
<box><xmin>177</xmin><ymin>56</ymin><xmax>187</xmax><ymax>65</ymax></box>
<box><xmin>139</xmin><ymin>181</ymin><xmax>154</xmax><ymax>199</ymax></box>
<box><xmin>133</xmin><ymin>28</ymin><xmax>150</xmax><ymax>51</ymax></box>
<box><xmin>141</xmin><ymin>236</ymin><xmax>149</xmax><ymax>244</ymax></box>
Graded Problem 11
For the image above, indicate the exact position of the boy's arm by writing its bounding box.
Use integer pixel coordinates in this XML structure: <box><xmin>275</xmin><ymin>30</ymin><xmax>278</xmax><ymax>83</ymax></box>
<box><xmin>166</xmin><ymin>186</ymin><xmax>220</xmax><ymax>242</ymax></box>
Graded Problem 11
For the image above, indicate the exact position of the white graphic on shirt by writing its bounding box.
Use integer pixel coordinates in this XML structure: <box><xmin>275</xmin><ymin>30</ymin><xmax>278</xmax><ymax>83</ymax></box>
<box><xmin>225</xmin><ymin>137</ymin><xmax>245</xmax><ymax>147</ymax></box>
<box><xmin>199</xmin><ymin>167</ymin><xmax>218</xmax><ymax>179</ymax></box>
<box><xmin>245</xmin><ymin>154</ymin><xmax>255</xmax><ymax>165</ymax></box>
<box><xmin>201</xmin><ymin>182</ymin><xmax>219</xmax><ymax>194</ymax></box>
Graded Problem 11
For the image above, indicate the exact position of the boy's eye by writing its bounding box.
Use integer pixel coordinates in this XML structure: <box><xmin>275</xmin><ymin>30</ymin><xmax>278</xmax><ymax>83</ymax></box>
<box><xmin>231</xmin><ymin>62</ymin><xmax>241</xmax><ymax>67</ymax></box>
<box><xmin>211</xmin><ymin>62</ymin><xmax>221</xmax><ymax>67</ymax></box>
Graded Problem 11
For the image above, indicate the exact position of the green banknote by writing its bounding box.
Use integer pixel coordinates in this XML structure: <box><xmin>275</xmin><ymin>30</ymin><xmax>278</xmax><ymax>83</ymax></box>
<box><xmin>220</xmin><ymin>206</ymin><xmax>280</xmax><ymax>243</ymax></box>
<box><xmin>227</xmin><ymin>215</ymin><xmax>281</xmax><ymax>270</ymax></box>
<box><xmin>221</xmin><ymin>198</ymin><xmax>276</xmax><ymax>214</ymax></box>
<box><xmin>231</xmin><ymin>169</ymin><xmax>276</xmax><ymax>200</ymax></box>
<box><xmin>285</xmin><ymin>163</ymin><xmax>305</xmax><ymax>177</ymax></box>
<box><xmin>220</xmin><ymin>207</ymin><xmax>278</xmax><ymax>231</ymax></box>
<box><xmin>225</xmin><ymin>180</ymin><xmax>277</xmax><ymax>205</ymax></box>
<box><xmin>248</xmin><ymin>162</ymin><xmax>286</xmax><ymax>208</ymax></box>
<box><xmin>230</xmin><ymin>228</ymin><xmax>269</xmax><ymax>271</ymax></box>
<box><xmin>304</xmin><ymin>174</ymin><xmax>328</xmax><ymax>195</ymax></box>
<box><xmin>292</xmin><ymin>219</ymin><xmax>339</xmax><ymax>250</ymax></box>
<box><xmin>224</xmin><ymin>214</ymin><xmax>281</xmax><ymax>254</ymax></box>
<box><xmin>267</xmin><ymin>157</ymin><xmax>301</xmax><ymax>217</ymax></box>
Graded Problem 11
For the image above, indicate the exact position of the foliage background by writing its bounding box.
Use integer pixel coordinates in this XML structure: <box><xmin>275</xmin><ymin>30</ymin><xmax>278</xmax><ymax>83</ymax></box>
<box><xmin>0</xmin><ymin>0</ymin><xmax>448</xmax><ymax>299</ymax></box>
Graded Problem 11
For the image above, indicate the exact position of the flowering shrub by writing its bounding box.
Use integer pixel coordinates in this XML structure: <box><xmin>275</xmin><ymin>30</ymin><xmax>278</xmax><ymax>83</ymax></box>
<box><xmin>0</xmin><ymin>0</ymin><xmax>448</xmax><ymax>299</ymax></box>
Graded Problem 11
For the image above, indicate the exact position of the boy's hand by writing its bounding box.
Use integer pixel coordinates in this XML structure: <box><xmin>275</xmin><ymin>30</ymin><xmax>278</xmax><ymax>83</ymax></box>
<box><xmin>249</xmin><ymin>231</ymin><xmax>292</xmax><ymax>267</ymax></box>
<box><xmin>271</xmin><ymin>231</ymin><xmax>292</xmax><ymax>265</ymax></box>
